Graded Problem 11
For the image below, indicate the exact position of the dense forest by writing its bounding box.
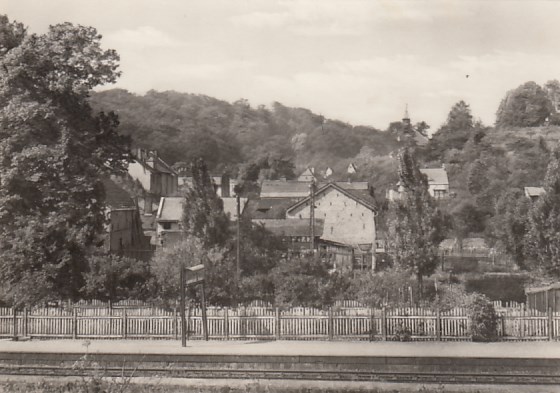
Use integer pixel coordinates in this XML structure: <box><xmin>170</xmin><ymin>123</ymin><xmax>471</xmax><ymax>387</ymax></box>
<box><xmin>90</xmin><ymin>80</ymin><xmax>560</xmax><ymax>262</ymax></box>
<box><xmin>90</xmin><ymin>89</ymin><xmax>405</xmax><ymax>197</ymax></box>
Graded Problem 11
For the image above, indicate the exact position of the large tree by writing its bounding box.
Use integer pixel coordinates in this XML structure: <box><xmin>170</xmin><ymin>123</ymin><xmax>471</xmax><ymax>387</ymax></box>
<box><xmin>0</xmin><ymin>16</ymin><xmax>129</xmax><ymax>306</ymax></box>
<box><xmin>387</xmin><ymin>149</ymin><xmax>446</xmax><ymax>293</ymax></box>
<box><xmin>496</xmin><ymin>81</ymin><xmax>552</xmax><ymax>127</ymax></box>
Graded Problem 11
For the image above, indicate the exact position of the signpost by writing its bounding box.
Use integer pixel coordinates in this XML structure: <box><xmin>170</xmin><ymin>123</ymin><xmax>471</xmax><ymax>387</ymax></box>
<box><xmin>180</xmin><ymin>264</ymin><xmax>207</xmax><ymax>347</ymax></box>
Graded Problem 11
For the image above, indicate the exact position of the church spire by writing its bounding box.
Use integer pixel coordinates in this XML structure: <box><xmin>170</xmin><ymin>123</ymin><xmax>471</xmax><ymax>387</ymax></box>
<box><xmin>402</xmin><ymin>104</ymin><xmax>411</xmax><ymax>126</ymax></box>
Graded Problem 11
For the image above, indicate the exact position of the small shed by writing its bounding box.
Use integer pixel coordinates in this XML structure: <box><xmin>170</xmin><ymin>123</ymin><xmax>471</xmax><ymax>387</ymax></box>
<box><xmin>526</xmin><ymin>283</ymin><xmax>560</xmax><ymax>312</ymax></box>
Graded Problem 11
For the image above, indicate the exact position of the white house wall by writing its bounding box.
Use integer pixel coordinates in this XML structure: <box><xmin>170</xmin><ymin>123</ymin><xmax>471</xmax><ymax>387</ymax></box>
<box><xmin>287</xmin><ymin>187</ymin><xmax>375</xmax><ymax>247</ymax></box>
<box><xmin>128</xmin><ymin>161</ymin><xmax>152</xmax><ymax>191</ymax></box>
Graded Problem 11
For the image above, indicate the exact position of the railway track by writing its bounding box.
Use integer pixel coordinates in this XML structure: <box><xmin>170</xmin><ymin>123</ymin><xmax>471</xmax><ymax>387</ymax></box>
<box><xmin>0</xmin><ymin>352</ymin><xmax>558</xmax><ymax>385</ymax></box>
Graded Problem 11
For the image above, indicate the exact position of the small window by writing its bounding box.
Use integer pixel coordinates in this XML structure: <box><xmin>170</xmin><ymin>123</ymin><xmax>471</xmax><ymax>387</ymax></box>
<box><xmin>362</xmin><ymin>212</ymin><xmax>364</xmax><ymax>217</ymax></box>
<box><xmin>330</xmin><ymin>227</ymin><xmax>334</xmax><ymax>234</ymax></box>
<box><xmin>299</xmin><ymin>214</ymin><xmax>302</xmax><ymax>219</ymax></box>
<box><xmin>330</xmin><ymin>202</ymin><xmax>332</xmax><ymax>206</ymax></box>
<box><xmin>350</xmin><ymin>213</ymin><xmax>353</xmax><ymax>217</ymax></box>
<box><xmin>363</xmin><ymin>223</ymin><xmax>366</xmax><ymax>230</ymax></box>
<box><xmin>162</xmin><ymin>222</ymin><xmax>172</xmax><ymax>230</ymax></box>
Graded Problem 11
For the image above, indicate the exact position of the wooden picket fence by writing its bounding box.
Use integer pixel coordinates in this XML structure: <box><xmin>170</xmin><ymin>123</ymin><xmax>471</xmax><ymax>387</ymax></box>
<box><xmin>0</xmin><ymin>305</ymin><xmax>559</xmax><ymax>342</ymax></box>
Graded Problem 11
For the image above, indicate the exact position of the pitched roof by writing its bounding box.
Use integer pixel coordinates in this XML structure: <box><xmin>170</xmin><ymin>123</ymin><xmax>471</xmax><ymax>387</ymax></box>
<box><xmin>286</xmin><ymin>182</ymin><xmax>377</xmax><ymax>214</ymax></box>
<box><xmin>244</xmin><ymin>197</ymin><xmax>300</xmax><ymax>220</ymax></box>
<box><xmin>462</xmin><ymin>237</ymin><xmax>489</xmax><ymax>250</ymax></box>
<box><xmin>420</xmin><ymin>168</ymin><xmax>449</xmax><ymax>185</ymax></box>
<box><xmin>260</xmin><ymin>179</ymin><xmax>370</xmax><ymax>198</ymax></box>
<box><xmin>102</xmin><ymin>178</ymin><xmax>137</xmax><ymax>210</ymax></box>
<box><xmin>260</xmin><ymin>180</ymin><xmax>313</xmax><ymax>198</ymax></box>
<box><xmin>156</xmin><ymin>197</ymin><xmax>184</xmax><ymax>222</ymax></box>
<box><xmin>524</xmin><ymin>187</ymin><xmax>545</xmax><ymax>198</ymax></box>
<box><xmin>133</xmin><ymin>149</ymin><xmax>177</xmax><ymax>175</ymax></box>
<box><xmin>332</xmin><ymin>181</ymin><xmax>369</xmax><ymax>190</ymax></box>
<box><xmin>299</xmin><ymin>167</ymin><xmax>315</xmax><ymax>177</ymax></box>
<box><xmin>256</xmin><ymin>219</ymin><xmax>324</xmax><ymax>237</ymax></box>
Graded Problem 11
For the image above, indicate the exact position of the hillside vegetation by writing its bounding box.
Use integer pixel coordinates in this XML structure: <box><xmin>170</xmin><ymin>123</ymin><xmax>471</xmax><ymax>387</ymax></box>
<box><xmin>90</xmin><ymin>89</ymin><xmax>403</xmax><ymax>197</ymax></box>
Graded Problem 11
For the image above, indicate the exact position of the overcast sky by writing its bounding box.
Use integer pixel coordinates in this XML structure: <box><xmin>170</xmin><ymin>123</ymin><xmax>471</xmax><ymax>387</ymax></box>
<box><xmin>3</xmin><ymin>0</ymin><xmax>560</xmax><ymax>130</ymax></box>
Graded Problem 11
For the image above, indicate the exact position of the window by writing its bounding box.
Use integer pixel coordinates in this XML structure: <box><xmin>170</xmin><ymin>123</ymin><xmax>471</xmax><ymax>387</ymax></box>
<box><xmin>434</xmin><ymin>190</ymin><xmax>447</xmax><ymax>199</ymax></box>
<box><xmin>330</xmin><ymin>226</ymin><xmax>334</xmax><ymax>234</ymax></box>
<box><xmin>363</xmin><ymin>223</ymin><xmax>366</xmax><ymax>230</ymax></box>
<box><xmin>161</xmin><ymin>222</ymin><xmax>172</xmax><ymax>230</ymax></box>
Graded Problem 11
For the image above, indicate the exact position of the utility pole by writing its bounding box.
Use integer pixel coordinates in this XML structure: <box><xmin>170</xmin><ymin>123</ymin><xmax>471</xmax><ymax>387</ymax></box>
<box><xmin>310</xmin><ymin>179</ymin><xmax>316</xmax><ymax>252</ymax></box>
<box><xmin>236</xmin><ymin>192</ymin><xmax>241</xmax><ymax>283</ymax></box>
<box><xmin>179</xmin><ymin>263</ymin><xmax>186</xmax><ymax>347</ymax></box>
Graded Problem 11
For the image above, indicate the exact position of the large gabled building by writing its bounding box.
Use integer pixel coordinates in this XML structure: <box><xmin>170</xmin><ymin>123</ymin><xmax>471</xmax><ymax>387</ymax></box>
<box><xmin>127</xmin><ymin>149</ymin><xmax>179</xmax><ymax>214</ymax></box>
<box><xmin>102</xmin><ymin>178</ymin><xmax>153</xmax><ymax>261</ymax></box>
<box><xmin>284</xmin><ymin>182</ymin><xmax>378</xmax><ymax>270</ymax></box>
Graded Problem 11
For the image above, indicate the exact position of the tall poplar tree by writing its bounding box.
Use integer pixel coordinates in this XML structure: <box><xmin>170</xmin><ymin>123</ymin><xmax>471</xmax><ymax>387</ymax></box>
<box><xmin>182</xmin><ymin>158</ymin><xmax>230</xmax><ymax>248</ymax></box>
<box><xmin>0</xmin><ymin>16</ymin><xmax>129</xmax><ymax>305</ymax></box>
<box><xmin>526</xmin><ymin>148</ymin><xmax>560</xmax><ymax>276</ymax></box>
<box><xmin>387</xmin><ymin>148</ymin><xmax>446</xmax><ymax>293</ymax></box>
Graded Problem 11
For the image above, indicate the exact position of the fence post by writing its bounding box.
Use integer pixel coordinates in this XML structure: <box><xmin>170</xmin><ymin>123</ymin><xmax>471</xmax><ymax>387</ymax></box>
<box><xmin>436</xmin><ymin>307</ymin><xmax>441</xmax><ymax>341</ymax></box>
<box><xmin>73</xmin><ymin>308</ymin><xmax>78</xmax><ymax>339</ymax></box>
<box><xmin>519</xmin><ymin>308</ymin><xmax>524</xmax><ymax>338</ymax></box>
<box><xmin>23</xmin><ymin>308</ymin><xmax>28</xmax><ymax>338</ymax></box>
<box><xmin>369</xmin><ymin>308</ymin><xmax>375</xmax><ymax>341</ymax></box>
<box><xmin>275</xmin><ymin>307</ymin><xmax>281</xmax><ymax>340</ymax></box>
<box><xmin>122</xmin><ymin>309</ymin><xmax>128</xmax><ymax>339</ymax></box>
<box><xmin>328</xmin><ymin>307</ymin><xmax>334</xmax><ymax>341</ymax></box>
<box><xmin>12</xmin><ymin>307</ymin><xmax>17</xmax><ymax>341</ymax></box>
<box><xmin>173</xmin><ymin>306</ymin><xmax>178</xmax><ymax>340</ymax></box>
<box><xmin>224</xmin><ymin>307</ymin><xmax>229</xmax><ymax>340</ymax></box>
<box><xmin>548</xmin><ymin>307</ymin><xmax>553</xmax><ymax>341</ymax></box>
<box><xmin>382</xmin><ymin>307</ymin><xmax>387</xmax><ymax>341</ymax></box>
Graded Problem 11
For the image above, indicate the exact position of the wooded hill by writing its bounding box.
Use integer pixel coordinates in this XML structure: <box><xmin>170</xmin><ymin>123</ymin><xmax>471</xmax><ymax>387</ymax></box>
<box><xmin>90</xmin><ymin>89</ymin><xmax>404</xmax><ymax>197</ymax></box>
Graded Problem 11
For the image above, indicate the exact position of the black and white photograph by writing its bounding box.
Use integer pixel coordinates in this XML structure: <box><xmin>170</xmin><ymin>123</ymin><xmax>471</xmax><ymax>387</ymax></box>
<box><xmin>0</xmin><ymin>0</ymin><xmax>559</xmax><ymax>392</ymax></box>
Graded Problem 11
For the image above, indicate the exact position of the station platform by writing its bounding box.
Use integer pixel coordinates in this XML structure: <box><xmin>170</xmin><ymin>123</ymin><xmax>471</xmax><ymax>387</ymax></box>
<box><xmin>0</xmin><ymin>338</ymin><xmax>559</xmax><ymax>359</ymax></box>
<box><xmin>0</xmin><ymin>339</ymin><xmax>558</xmax><ymax>387</ymax></box>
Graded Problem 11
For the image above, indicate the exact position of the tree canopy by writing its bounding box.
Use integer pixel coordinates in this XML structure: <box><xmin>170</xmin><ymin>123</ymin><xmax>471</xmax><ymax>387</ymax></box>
<box><xmin>0</xmin><ymin>16</ymin><xmax>129</xmax><ymax>306</ymax></box>
<box><xmin>496</xmin><ymin>81</ymin><xmax>552</xmax><ymax>127</ymax></box>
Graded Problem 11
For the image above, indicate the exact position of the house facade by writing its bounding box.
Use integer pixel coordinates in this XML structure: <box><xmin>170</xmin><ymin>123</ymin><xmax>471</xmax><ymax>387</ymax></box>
<box><xmin>178</xmin><ymin>174</ymin><xmax>237</xmax><ymax>197</ymax></box>
<box><xmin>285</xmin><ymin>183</ymin><xmax>377</xmax><ymax>270</ymax></box>
<box><xmin>420</xmin><ymin>168</ymin><xmax>449</xmax><ymax>199</ymax></box>
<box><xmin>155</xmin><ymin>195</ymin><xmax>247</xmax><ymax>247</ymax></box>
<box><xmin>387</xmin><ymin>166</ymin><xmax>449</xmax><ymax>201</ymax></box>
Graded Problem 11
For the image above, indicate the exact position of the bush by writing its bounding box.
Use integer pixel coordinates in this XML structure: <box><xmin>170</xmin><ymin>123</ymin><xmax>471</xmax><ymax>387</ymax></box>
<box><xmin>468</xmin><ymin>294</ymin><xmax>498</xmax><ymax>342</ymax></box>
